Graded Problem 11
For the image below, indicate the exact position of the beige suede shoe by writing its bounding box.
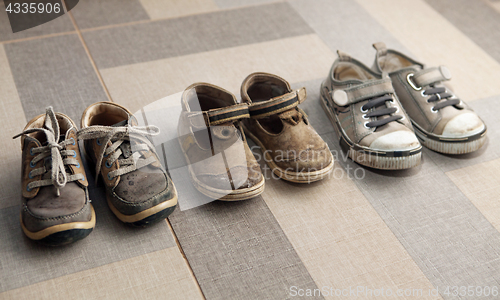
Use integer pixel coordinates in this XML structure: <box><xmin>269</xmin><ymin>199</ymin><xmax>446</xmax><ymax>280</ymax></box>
<box><xmin>320</xmin><ymin>51</ymin><xmax>422</xmax><ymax>170</ymax></box>
<box><xmin>178</xmin><ymin>83</ymin><xmax>265</xmax><ymax>200</ymax></box>
<box><xmin>14</xmin><ymin>107</ymin><xmax>95</xmax><ymax>246</ymax></box>
<box><xmin>79</xmin><ymin>102</ymin><xmax>177</xmax><ymax>227</ymax></box>
<box><xmin>241</xmin><ymin>72</ymin><xmax>334</xmax><ymax>182</ymax></box>
<box><xmin>371</xmin><ymin>42</ymin><xmax>487</xmax><ymax>154</ymax></box>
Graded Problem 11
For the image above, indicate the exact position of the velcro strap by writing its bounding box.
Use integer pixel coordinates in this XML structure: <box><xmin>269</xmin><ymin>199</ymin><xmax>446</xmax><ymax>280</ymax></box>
<box><xmin>331</xmin><ymin>78</ymin><xmax>394</xmax><ymax>106</ymax></box>
<box><xmin>249</xmin><ymin>87</ymin><xmax>306</xmax><ymax>119</ymax></box>
<box><xmin>413</xmin><ymin>66</ymin><xmax>451</xmax><ymax>87</ymax></box>
<box><xmin>188</xmin><ymin>104</ymin><xmax>249</xmax><ymax>127</ymax></box>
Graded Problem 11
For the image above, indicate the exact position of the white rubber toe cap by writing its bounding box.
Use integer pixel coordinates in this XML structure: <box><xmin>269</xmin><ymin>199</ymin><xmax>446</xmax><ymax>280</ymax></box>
<box><xmin>442</xmin><ymin>112</ymin><xmax>485</xmax><ymax>138</ymax></box>
<box><xmin>370</xmin><ymin>131</ymin><xmax>420</xmax><ymax>151</ymax></box>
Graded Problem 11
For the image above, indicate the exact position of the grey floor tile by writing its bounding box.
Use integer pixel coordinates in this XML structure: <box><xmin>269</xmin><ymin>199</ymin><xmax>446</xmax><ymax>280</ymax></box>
<box><xmin>0</xmin><ymin>183</ymin><xmax>176</xmax><ymax>293</ymax></box>
<box><xmin>0</xmin><ymin>9</ymin><xmax>74</xmax><ymax>42</ymax></box>
<box><xmin>213</xmin><ymin>0</ymin><xmax>280</xmax><ymax>9</ymax></box>
<box><xmin>320</xmin><ymin>130</ymin><xmax>500</xmax><ymax>297</ymax></box>
<box><xmin>70</xmin><ymin>0</ymin><xmax>150</xmax><ymax>30</ymax></box>
<box><xmin>82</xmin><ymin>2</ymin><xmax>314</xmax><ymax>69</ymax></box>
<box><xmin>425</xmin><ymin>0</ymin><xmax>500</xmax><ymax>64</ymax></box>
<box><xmin>168</xmin><ymin>197</ymin><xmax>322</xmax><ymax>300</ymax></box>
<box><xmin>425</xmin><ymin>95</ymin><xmax>500</xmax><ymax>172</ymax></box>
<box><xmin>289</xmin><ymin>0</ymin><xmax>410</xmax><ymax>65</ymax></box>
<box><xmin>4</xmin><ymin>34</ymin><xmax>109</xmax><ymax>123</ymax></box>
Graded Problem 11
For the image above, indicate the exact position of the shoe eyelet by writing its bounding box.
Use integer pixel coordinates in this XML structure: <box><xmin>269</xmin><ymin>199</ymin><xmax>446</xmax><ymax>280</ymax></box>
<box><xmin>107</xmin><ymin>173</ymin><xmax>114</xmax><ymax>180</ymax></box>
<box><xmin>431</xmin><ymin>107</ymin><xmax>438</xmax><ymax>113</ymax></box>
<box><xmin>363</xmin><ymin>122</ymin><xmax>370</xmax><ymax>129</ymax></box>
<box><xmin>69</xmin><ymin>137</ymin><xmax>76</xmax><ymax>146</ymax></box>
<box><xmin>103</xmin><ymin>152</ymin><xmax>109</xmax><ymax>158</ymax></box>
<box><xmin>75</xmin><ymin>162</ymin><xmax>81</xmax><ymax>168</ymax></box>
<box><xmin>360</xmin><ymin>106</ymin><xmax>368</xmax><ymax>113</ymax></box>
<box><xmin>80</xmin><ymin>176</ymin><xmax>85</xmax><ymax>182</ymax></box>
<box><xmin>407</xmin><ymin>73</ymin><xmax>422</xmax><ymax>91</ymax></box>
<box><xmin>72</xmin><ymin>150</ymin><xmax>77</xmax><ymax>158</ymax></box>
<box><xmin>26</xmin><ymin>185</ymin><xmax>32</xmax><ymax>192</ymax></box>
<box><xmin>105</xmin><ymin>161</ymin><xmax>112</xmax><ymax>168</ymax></box>
<box><xmin>29</xmin><ymin>161</ymin><xmax>36</xmax><ymax>168</ymax></box>
<box><xmin>362</xmin><ymin>114</ymin><xmax>369</xmax><ymax>120</ymax></box>
<box><xmin>96</xmin><ymin>138</ymin><xmax>102</xmax><ymax>146</ymax></box>
<box><xmin>400</xmin><ymin>115</ymin><xmax>405</xmax><ymax>121</ymax></box>
<box><xmin>28</xmin><ymin>171</ymin><xmax>33</xmax><ymax>179</ymax></box>
<box><xmin>29</xmin><ymin>148</ymin><xmax>35</xmax><ymax>156</ymax></box>
<box><xmin>421</xmin><ymin>90</ymin><xmax>427</xmax><ymax>97</ymax></box>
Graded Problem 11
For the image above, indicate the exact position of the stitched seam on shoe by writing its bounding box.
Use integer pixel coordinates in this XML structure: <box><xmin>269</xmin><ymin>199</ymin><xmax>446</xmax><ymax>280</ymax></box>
<box><xmin>23</xmin><ymin>202</ymin><xmax>90</xmax><ymax>221</ymax></box>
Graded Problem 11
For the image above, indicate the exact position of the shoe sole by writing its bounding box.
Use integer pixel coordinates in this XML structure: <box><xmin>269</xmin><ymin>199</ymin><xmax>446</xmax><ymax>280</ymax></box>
<box><xmin>21</xmin><ymin>205</ymin><xmax>96</xmax><ymax>246</ymax></box>
<box><xmin>178</xmin><ymin>136</ymin><xmax>265</xmax><ymax>201</ymax></box>
<box><xmin>241</xmin><ymin>124</ymin><xmax>334</xmax><ymax>183</ymax></box>
<box><xmin>320</xmin><ymin>92</ymin><xmax>422</xmax><ymax>170</ymax></box>
<box><xmin>412</xmin><ymin>122</ymin><xmax>487</xmax><ymax>155</ymax></box>
<box><xmin>107</xmin><ymin>188</ymin><xmax>178</xmax><ymax>226</ymax></box>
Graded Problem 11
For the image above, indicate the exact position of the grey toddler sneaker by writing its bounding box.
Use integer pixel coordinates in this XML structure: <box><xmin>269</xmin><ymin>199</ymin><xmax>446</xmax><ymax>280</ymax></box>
<box><xmin>320</xmin><ymin>51</ymin><xmax>421</xmax><ymax>170</ymax></box>
<box><xmin>14</xmin><ymin>107</ymin><xmax>95</xmax><ymax>246</ymax></box>
<box><xmin>371</xmin><ymin>42</ymin><xmax>487</xmax><ymax>154</ymax></box>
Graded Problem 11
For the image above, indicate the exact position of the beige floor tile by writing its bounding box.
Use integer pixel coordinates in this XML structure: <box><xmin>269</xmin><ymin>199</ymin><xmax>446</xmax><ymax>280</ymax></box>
<box><xmin>0</xmin><ymin>247</ymin><xmax>203</xmax><ymax>300</ymax></box>
<box><xmin>262</xmin><ymin>162</ymin><xmax>441</xmax><ymax>299</ymax></box>
<box><xmin>139</xmin><ymin>0</ymin><xmax>218</xmax><ymax>20</ymax></box>
<box><xmin>446</xmin><ymin>158</ymin><xmax>500</xmax><ymax>230</ymax></box>
<box><xmin>0</xmin><ymin>45</ymin><xmax>27</xmax><ymax>209</ymax></box>
<box><xmin>100</xmin><ymin>34</ymin><xmax>335</xmax><ymax>112</ymax></box>
<box><xmin>355</xmin><ymin>0</ymin><xmax>500</xmax><ymax>101</ymax></box>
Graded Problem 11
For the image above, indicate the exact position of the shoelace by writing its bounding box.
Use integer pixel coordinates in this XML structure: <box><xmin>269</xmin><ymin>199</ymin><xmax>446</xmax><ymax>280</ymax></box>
<box><xmin>422</xmin><ymin>87</ymin><xmax>460</xmax><ymax>112</ymax></box>
<box><xmin>13</xmin><ymin>107</ymin><xmax>83</xmax><ymax>196</ymax></box>
<box><xmin>77</xmin><ymin>124</ymin><xmax>160</xmax><ymax>183</ymax></box>
<box><xmin>361</xmin><ymin>95</ymin><xmax>402</xmax><ymax>128</ymax></box>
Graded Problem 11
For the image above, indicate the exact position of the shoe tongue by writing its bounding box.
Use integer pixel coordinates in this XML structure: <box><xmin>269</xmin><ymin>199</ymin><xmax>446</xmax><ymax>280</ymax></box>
<box><xmin>111</xmin><ymin>119</ymin><xmax>132</xmax><ymax>159</ymax></box>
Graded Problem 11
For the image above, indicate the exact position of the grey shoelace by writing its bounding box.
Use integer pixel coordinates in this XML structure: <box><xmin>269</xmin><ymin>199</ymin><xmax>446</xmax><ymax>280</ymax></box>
<box><xmin>13</xmin><ymin>107</ymin><xmax>83</xmax><ymax>196</ymax></box>
<box><xmin>423</xmin><ymin>87</ymin><xmax>460</xmax><ymax>111</ymax></box>
<box><xmin>77</xmin><ymin>124</ymin><xmax>160</xmax><ymax>183</ymax></box>
<box><xmin>362</xmin><ymin>95</ymin><xmax>403</xmax><ymax>128</ymax></box>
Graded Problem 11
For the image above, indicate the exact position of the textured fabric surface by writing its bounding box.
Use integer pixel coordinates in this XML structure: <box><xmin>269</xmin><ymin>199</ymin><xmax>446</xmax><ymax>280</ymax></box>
<box><xmin>1</xmin><ymin>0</ymin><xmax>500</xmax><ymax>299</ymax></box>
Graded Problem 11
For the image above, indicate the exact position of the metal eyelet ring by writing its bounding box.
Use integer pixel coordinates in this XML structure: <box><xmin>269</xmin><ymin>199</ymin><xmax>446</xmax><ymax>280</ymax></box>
<box><xmin>362</xmin><ymin>114</ymin><xmax>369</xmax><ymax>120</ymax></box>
<box><xmin>26</xmin><ymin>186</ymin><xmax>32</xmax><ymax>192</ymax></box>
<box><xmin>421</xmin><ymin>90</ymin><xmax>427</xmax><ymax>97</ymax></box>
<box><xmin>29</xmin><ymin>148</ymin><xmax>35</xmax><ymax>156</ymax></box>
<box><xmin>431</xmin><ymin>107</ymin><xmax>438</xmax><ymax>113</ymax></box>
<box><xmin>107</xmin><ymin>173</ymin><xmax>113</xmax><ymax>181</ymax></box>
<box><xmin>395</xmin><ymin>106</ymin><xmax>400</xmax><ymax>113</ymax></box>
<box><xmin>72</xmin><ymin>150</ymin><xmax>77</xmax><ymax>158</ymax></box>
<box><xmin>360</xmin><ymin>106</ymin><xmax>368</xmax><ymax>113</ymax></box>
<box><xmin>69</xmin><ymin>137</ymin><xmax>76</xmax><ymax>146</ymax></box>
<box><xmin>76</xmin><ymin>162</ymin><xmax>81</xmax><ymax>168</ymax></box>
<box><xmin>96</xmin><ymin>138</ymin><xmax>102</xmax><ymax>146</ymax></box>
<box><xmin>28</xmin><ymin>171</ymin><xmax>33</xmax><ymax>179</ymax></box>
<box><xmin>400</xmin><ymin>115</ymin><xmax>405</xmax><ymax>121</ymax></box>
<box><xmin>80</xmin><ymin>176</ymin><xmax>85</xmax><ymax>182</ymax></box>
<box><xmin>364</xmin><ymin>122</ymin><xmax>370</xmax><ymax>129</ymax></box>
<box><xmin>105</xmin><ymin>161</ymin><xmax>112</xmax><ymax>168</ymax></box>
<box><xmin>407</xmin><ymin>73</ymin><xmax>422</xmax><ymax>91</ymax></box>
<box><xmin>103</xmin><ymin>152</ymin><xmax>109</xmax><ymax>158</ymax></box>
<box><xmin>29</xmin><ymin>161</ymin><xmax>36</xmax><ymax>168</ymax></box>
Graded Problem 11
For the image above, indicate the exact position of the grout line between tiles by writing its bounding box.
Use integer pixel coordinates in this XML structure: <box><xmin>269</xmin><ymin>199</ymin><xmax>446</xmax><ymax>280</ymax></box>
<box><xmin>165</xmin><ymin>218</ymin><xmax>207</xmax><ymax>300</ymax></box>
<box><xmin>63</xmin><ymin>1</ymin><xmax>113</xmax><ymax>103</ymax></box>
<box><xmin>0</xmin><ymin>30</ymin><xmax>76</xmax><ymax>44</ymax></box>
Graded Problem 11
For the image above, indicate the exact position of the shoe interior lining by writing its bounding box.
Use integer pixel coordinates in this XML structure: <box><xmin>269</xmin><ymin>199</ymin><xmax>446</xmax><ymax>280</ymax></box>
<box><xmin>334</xmin><ymin>62</ymin><xmax>376</xmax><ymax>81</ymax></box>
<box><xmin>187</xmin><ymin>85</ymin><xmax>235</xmax><ymax>112</ymax></box>
<box><xmin>378</xmin><ymin>53</ymin><xmax>414</xmax><ymax>72</ymax></box>
<box><xmin>84</xmin><ymin>104</ymin><xmax>129</xmax><ymax>127</ymax></box>
<box><xmin>26</xmin><ymin>114</ymin><xmax>74</xmax><ymax>143</ymax></box>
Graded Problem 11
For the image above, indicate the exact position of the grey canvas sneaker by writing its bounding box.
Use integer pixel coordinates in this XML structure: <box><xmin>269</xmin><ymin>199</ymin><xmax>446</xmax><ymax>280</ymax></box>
<box><xmin>371</xmin><ymin>42</ymin><xmax>487</xmax><ymax>154</ymax></box>
<box><xmin>79</xmin><ymin>102</ymin><xmax>177</xmax><ymax>227</ymax></box>
<box><xmin>320</xmin><ymin>51</ymin><xmax>422</xmax><ymax>170</ymax></box>
<box><xmin>14</xmin><ymin>107</ymin><xmax>95</xmax><ymax>246</ymax></box>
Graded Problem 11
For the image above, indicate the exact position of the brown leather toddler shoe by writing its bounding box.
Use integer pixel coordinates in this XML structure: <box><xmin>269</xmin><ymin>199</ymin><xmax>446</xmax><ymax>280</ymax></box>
<box><xmin>241</xmin><ymin>72</ymin><xmax>334</xmax><ymax>182</ymax></box>
<box><xmin>178</xmin><ymin>83</ymin><xmax>265</xmax><ymax>200</ymax></box>
<box><xmin>79</xmin><ymin>102</ymin><xmax>177</xmax><ymax>227</ymax></box>
<box><xmin>14</xmin><ymin>107</ymin><xmax>95</xmax><ymax>246</ymax></box>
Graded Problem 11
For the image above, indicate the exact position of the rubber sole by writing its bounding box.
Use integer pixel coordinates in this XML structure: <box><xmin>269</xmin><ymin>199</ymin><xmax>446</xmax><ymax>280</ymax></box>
<box><xmin>107</xmin><ymin>190</ymin><xmax>178</xmax><ymax>227</ymax></box>
<box><xmin>21</xmin><ymin>205</ymin><xmax>96</xmax><ymax>246</ymax></box>
<box><xmin>413</xmin><ymin>123</ymin><xmax>487</xmax><ymax>155</ymax></box>
<box><xmin>242</xmin><ymin>124</ymin><xmax>334</xmax><ymax>183</ymax></box>
<box><xmin>178</xmin><ymin>136</ymin><xmax>265</xmax><ymax>201</ymax></box>
<box><xmin>320</xmin><ymin>93</ymin><xmax>421</xmax><ymax>170</ymax></box>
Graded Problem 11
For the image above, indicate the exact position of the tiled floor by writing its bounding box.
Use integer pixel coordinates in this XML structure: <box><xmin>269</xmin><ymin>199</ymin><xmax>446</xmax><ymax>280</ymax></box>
<box><xmin>1</xmin><ymin>1</ymin><xmax>500</xmax><ymax>299</ymax></box>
